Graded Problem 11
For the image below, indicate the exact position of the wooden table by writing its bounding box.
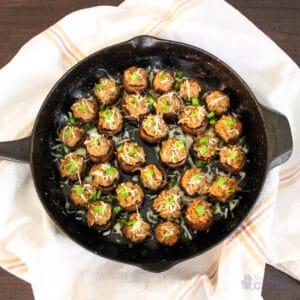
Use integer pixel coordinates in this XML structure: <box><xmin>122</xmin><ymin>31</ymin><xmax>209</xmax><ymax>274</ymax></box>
<box><xmin>0</xmin><ymin>1</ymin><xmax>299</xmax><ymax>299</ymax></box>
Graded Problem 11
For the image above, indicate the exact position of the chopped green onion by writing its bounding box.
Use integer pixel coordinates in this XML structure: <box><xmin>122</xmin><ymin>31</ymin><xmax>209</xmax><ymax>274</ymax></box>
<box><xmin>175</xmin><ymin>71</ymin><xmax>184</xmax><ymax>79</ymax></box>
<box><xmin>91</xmin><ymin>137</ymin><xmax>99</xmax><ymax>146</ymax></box>
<box><xmin>191</xmin><ymin>97</ymin><xmax>199</xmax><ymax>106</ymax></box>
<box><xmin>199</xmin><ymin>137</ymin><xmax>209</xmax><ymax>145</ymax></box>
<box><xmin>103</xmin><ymin>108</ymin><xmax>112</xmax><ymax>120</ymax></box>
<box><xmin>119</xmin><ymin>218</ymin><xmax>127</xmax><ymax>226</ymax></box>
<box><xmin>129</xmin><ymin>96</ymin><xmax>137</xmax><ymax>106</ymax></box>
<box><xmin>68</xmin><ymin>117</ymin><xmax>76</xmax><ymax>125</ymax></box>
<box><xmin>105</xmin><ymin>167</ymin><xmax>116</xmax><ymax>176</ymax></box>
<box><xmin>117</xmin><ymin>145</ymin><xmax>123</xmax><ymax>152</ymax></box>
<box><xmin>195</xmin><ymin>161</ymin><xmax>205</xmax><ymax>168</ymax></box>
<box><xmin>159</xmin><ymin>72</ymin><xmax>166</xmax><ymax>80</ymax></box>
<box><xmin>53</xmin><ymin>144</ymin><xmax>64</xmax><ymax>151</ymax></box>
<box><xmin>93</xmin><ymin>205</ymin><xmax>104</xmax><ymax>214</ymax></box>
<box><xmin>175</xmin><ymin>140</ymin><xmax>185</xmax><ymax>150</ymax></box>
<box><xmin>127</xmin><ymin>219</ymin><xmax>137</xmax><ymax>226</ymax></box>
<box><xmin>64</xmin><ymin>128</ymin><xmax>73</xmax><ymax>137</ymax></box>
<box><xmin>74</xmin><ymin>184</ymin><xmax>83</xmax><ymax>196</ymax></box>
<box><xmin>148</xmin><ymin>96</ymin><xmax>156</xmax><ymax>107</ymax></box>
<box><xmin>144</xmin><ymin>169</ymin><xmax>154</xmax><ymax>178</ymax></box>
<box><xmin>131</xmin><ymin>72</ymin><xmax>140</xmax><ymax>81</ymax></box>
<box><xmin>218</xmin><ymin>176</ymin><xmax>227</xmax><ymax>187</ymax></box>
<box><xmin>175</xmin><ymin>81</ymin><xmax>180</xmax><ymax>90</ymax></box>
<box><xmin>165</xmin><ymin>196</ymin><xmax>174</xmax><ymax>205</ymax></box>
<box><xmin>119</xmin><ymin>185</ymin><xmax>128</xmax><ymax>198</ymax></box>
<box><xmin>162</xmin><ymin>101</ymin><xmax>169</xmax><ymax>112</ymax></box>
<box><xmin>99</xmin><ymin>104</ymin><xmax>106</xmax><ymax>111</ymax></box>
<box><xmin>105</xmin><ymin>194</ymin><xmax>114</xmax><ymax>203</ymax></box>
<box><xmin>113</xmin><ymin>206</ymin><xmax>122</xmax><ymax>214</ymax></box>
<box><xmin>207</xmin><ymin>111</ymin><xmax>215</xmax><ymax>119</ymax></box>
<box><xmin>191</xmin><ymin>174</ymin><xmax>201</xmax><ymax>181</ymax></box>
<box><xmin>68</xmin><ymin>159</ymin><xmax>77</xmax><ymax>173</ymax></box>
<box><xmin>229</xmin><ymin>150</ymin><xmax>238</xmax><ymax>160</ymax></box>
<box><xmin>144</xmin><ymin>118</ymin><xmax>153</xmax><ymax>127</ymax></box>
<box><xmin>89</xmin><ymin>190</ymin><xmax>102</xmax><ymax>202</ymax></box>
<box><xmin>226</xmin><ymin>189</ymin><xmax>236</xmax><ymax>195</ymax></box>
<box><xmin>77</xmin><ymin>103</ymin><xmax>86</xmax><ymax>110</ymax></box>
<box><xmin>163</xmin><ymin>230</ymin><xmax>172</xmax><ymax>238</ymax></box>
<box><xmin>129</xmin><ymin>147</ymin><xmax>138</xmax><ymax>157</ymax></box>
<box><xmin>168</xmin><ymin>178</ymin><xmax>177</xmax><ymax>188</ymax></box>
<box><xmin>224</xmin><ymin>119</ymin><xmax>234</xmax><ymax>126</ymax></box>
<box><xmin>84</xmin><ymin>123</ymin><xmax>94</xmax><ymax>130</ymax></box>
<box><xmin>95</xmin><ymin>82</ymin><xmax>105</xmax><ymax>89</ymax></box>
<box><xmin>195</xmin><ymin>205</ymin><xmax>205</xmax><ymax>216</ymax></box>
<box><xmin>115</xmin><ymin>238</ymin><xmax>121</xmax><ymax>244</ymax></box>
<box><xmin>95</xmin><ymin>191</ymin><xmax>102</xmax><ymax>200</ymax></box>
<box><xmin>192</xmin><ymin>109</ymin><xmax>199</xmax><ymax>117</ymax></box>
<box><xmin>199</xmin><ymin>145</ymin><xmax>208</xmax><ymax>155</ymax></box>
<box><xmin>209</xmin><ymin>118</ymin><xmax>217</xmax><ymax>126</ymax></box>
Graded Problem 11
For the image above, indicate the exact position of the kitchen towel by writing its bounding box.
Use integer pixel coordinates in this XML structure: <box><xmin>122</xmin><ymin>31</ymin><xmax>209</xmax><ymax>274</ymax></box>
<box><xmin>0</xmin><ymin>0</ymin><xmax>299</xmax><ymax>299</ymax></box>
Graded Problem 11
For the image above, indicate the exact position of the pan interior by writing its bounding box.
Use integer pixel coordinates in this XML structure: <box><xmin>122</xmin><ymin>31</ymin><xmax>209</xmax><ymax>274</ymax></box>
<box><xmin>31</xmin><ymin>37</ymin><xmax>268</xmax><ymax>269</ymax></box>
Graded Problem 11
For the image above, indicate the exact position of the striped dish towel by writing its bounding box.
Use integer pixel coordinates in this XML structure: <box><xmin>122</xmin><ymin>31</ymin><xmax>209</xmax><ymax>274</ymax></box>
<box><xmin>0</xmin><ymin>0</ymin><xmax>299</xmax><ymax>299</ymax></box>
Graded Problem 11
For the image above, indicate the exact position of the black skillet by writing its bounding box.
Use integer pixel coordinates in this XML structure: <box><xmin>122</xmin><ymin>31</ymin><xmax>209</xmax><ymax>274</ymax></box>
<box><xmin>0</xmin><ymin>35</ymin><xmax>293</xmax><ymax>272</ymax></box>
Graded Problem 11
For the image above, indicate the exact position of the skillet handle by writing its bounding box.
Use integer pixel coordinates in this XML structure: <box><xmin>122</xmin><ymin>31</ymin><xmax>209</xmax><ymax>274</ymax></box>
<box><xmin>0</xmin><ymin>136</ymin><xmax>31</xmax><ymax>163</ymax></box>
<box><xmin>259</xmin><ymin>104</ymin><xmax>293</xmax><ymax>169</ymax></box>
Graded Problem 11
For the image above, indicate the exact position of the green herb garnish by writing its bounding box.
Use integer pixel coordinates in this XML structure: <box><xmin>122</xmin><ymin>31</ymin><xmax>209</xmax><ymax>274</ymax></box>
<box><xmin>129</xmin><ymin>147</ymin><xmax>138</xmax><ymax>157</ymax></box>
<box><xmin>218</xmin><ymin>177</ymin><xmax>227</xmax><ymax>187</ymax></box>
<box><xmin>195</xmin><ymin>205</ymin><xmax>205</xmax><ymax>216</ymax></box>
<box><xmin>84</xmin><ymin>123</ymin><xmax>94</xmax><ymax>130</ymax></box>
<box><xmin>168</xmin><ymin>178</ymin><xmax>177</xmax><ymax>188</ymax></box>
<box><xmin>119</xmin><ymin>185</ymin><xmax>128</xmax><ymax>198</ymax></box>
<box><xmin>191</xmin><ymin>174</ymin><xmax>201</xmax><ymax>181</ymax></box>
<box><xmin>77</xmin><ymin>103</ymin><xmax>86</xmax><ymax>110</ymax></box>
<box><xmin>131</xmin><ymin>72</ymin><xmax>140</xmax><ymax>81</ymax></box>
<box><xmin>89</xmin><ymin>190</ymin><xmax>102</xmax><ymax>202</ymax></box>
<box><xmin>148</xmin><ymin>96</ymin><xmax>156</xmax><ymax>107</ymax></box>
<box><xmin>229</xmin><ymin>150</ymin><xmax>238</xmax><ymax>160</ymax></box>
<box><xmin>68</xmin><ymin>117</ymin><xmax>76</xmax><ymax>125</ymax></box>
<box><xmin>163</xmin><ymin>230</ymin><xmax>172</xmax><ymax>238</ymax></box>
<box><xmin>192</xmin><ymin>109</ymin><xmax>199</xmax><ymax>117</ymax></box>
<box><xmin>144</xmin><ymin>118</ymin><xmax>153</xmax><ymax>127</ymax></box>
<box><xmin>95</xmin><ymin>82</ymin><xmax>105</xmax><ymax>89</ymax></box>
<box><xmin>103</xmin><ymin>108</ymin><xmax>112</xmax><ymax>120</ymax></box>
<box><xmin>115</xmin><ymin>238</ymin><xmax>121</xmax><ymax>244</ymax></box>
<box><xmin>199</xmin><ymin>145</ymin><xmax>208</xmax><ymax>155</ymax></box>
<box><xmin>93</xmin><ymin>205</ymin><xmax>104</xmax><ymax>214</ymax></box>
<box><xmin>74</xmin><ymin>184</ymin><xmax>84</xmax><ymax>196</ymax></box>
<box><xmin>162</xmin><ymin>101</ymin><xmax>169</xmax><ymax>112</ymax></box>
<box><xmin>105</xmin><ymin>167</ymin><xmax>116</xmax><ymax>176</ymax></box>
<box><xmin>195</xmin><ymin>161</ymin><xmax>205</xmax><ymax>168</ymax></box>
<box><xmin>105</xmin><ymin>194</ymin><xmax>115</xmax><ymax>203</ymax></box>
<box><xmin>113</xmin><ymin>206</ymin><xmax>122</xmax><ymax>214</ymax></box>
<box><xmin>127</xmin><ymin>219</ymin><xmax>137</xmax><ymax>226</ymax></box>
<box><xmin>175</xmin><ymin>140</ymin><xmax>185</xmax><ymax>150</ymax></box>
<box><xmin>91</xmin><ymin>137</ymin><xmax>99</xmax><ymax>146</ymax></box>
<box><xmin>129</xmin><ymin>96</ymin><xmax>137</xmax><ymax>106</ymax></box>
<box><xmin>226</xmin><ymin>189</ymin><xmax>235</xmax><ymax>195</ymax></box>
<box><xmin>117</xmin><ymin>145</ymin><xmax>123</xmax><ymax>152</ymax></box>
<box><xmin>165</xmin><ymin>196</ymin><xmax>174</xmax><ymax>205</ymax></box>
<box><xmin>209</xmin><ymin>118</ymin><xmax>217</xmax><ymax>126</ymax></box>
<box><xmin>68</xmin><ymin>158</ymin><xmax>77</xmax><ymax>173</ymax></box>
<box><xmin>159</xmin><ymin>72</ymin><xmax>166</xmax><ymax>80</ymax></box>
<box><xmin>192</xmin><ymin>97</ymin><xmax>199</xmax><ymax>106</ymax></box>
<box><xmin>119</xmin><ymin>218</ymin><xmax>127</xmax><ymax>226</ymax></box>
<box><xmin>144</xmin><ymin>169</ymin><xmax>154</xmax><ymax>178</ymax></box>
<box><xmin>64</xmin><ymin>128</ymin><xmax>73</xmax><ymax>137</ymax></box>
<box><xmin>199</xmin><ymin>137</ymin><xmax>209</xmax><ymax>145</ymax></box>
<box><xmin>176</xmin><ymin>71</ymin><xmax>184</xmax><ymax>79</ymax></box>
<box><xmin>175</xmin><ymin>81</ymin><xmax>180</xmax><ymax>90</ymax></box>
<box><xmin>207</xmin><ymin>111</ymin><xmax>215</xmax><ymax>119</ymax></box>
<box><xmin>224</xmin><ymin>119</ymin><xmax>234</xmax><ymax>126</ymax></box>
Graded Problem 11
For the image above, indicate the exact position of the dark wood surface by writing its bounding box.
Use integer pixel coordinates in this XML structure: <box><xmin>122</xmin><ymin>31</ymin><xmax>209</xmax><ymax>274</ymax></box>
<box><xmin>0</xmin><ymin>1</ymin><xmax>299</xmax><ymax>299</ymax></box>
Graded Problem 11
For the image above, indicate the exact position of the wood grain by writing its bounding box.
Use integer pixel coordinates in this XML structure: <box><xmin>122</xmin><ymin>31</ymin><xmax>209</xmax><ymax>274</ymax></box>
<box><xmin>0</xmin><ymin>1</ymin><xmax>299</xmax><ymax>299</ymax></box>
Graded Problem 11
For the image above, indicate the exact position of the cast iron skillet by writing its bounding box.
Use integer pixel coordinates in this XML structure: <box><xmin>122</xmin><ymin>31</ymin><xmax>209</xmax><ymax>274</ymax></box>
<box><xmin>0</xmin><ymin>35</ymin><xmax>293</xmax><ymax>272</ymax></box>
